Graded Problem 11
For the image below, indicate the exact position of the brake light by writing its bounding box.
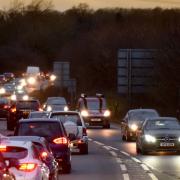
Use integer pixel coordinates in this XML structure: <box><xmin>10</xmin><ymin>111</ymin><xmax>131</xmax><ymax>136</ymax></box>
<box><xmin>83</xmin><ymin>128</ymin><xmax>87</xmax><ymax>136</ymax></box>
<box><xmin>18</xmin><ymin>163</ymin><xmax>37</xmax><ymax>172</ymax></box>
<box><xmin>53</xmin><ymin>137</ymin><xmax>68</xmax><ymax>145</ymax></box>
<box><xmin>4</xmin><ymin>105</ymin><xmax>10</xmax><ymax>109</ymax></box>
<box><xmin>0</xmin><ymin>145</ymin><xmax>6</xmax><ymax>152</ymax></box>
<box><xmin>10</xmin><ymin>107</ymin><xmax>16</xmax><ymax>113</ymax></box>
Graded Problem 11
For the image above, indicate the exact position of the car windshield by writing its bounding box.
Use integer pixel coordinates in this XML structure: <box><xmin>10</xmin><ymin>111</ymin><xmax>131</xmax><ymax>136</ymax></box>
<box><xmin>17</xmin><ymin>101</ymin><xmax>39</xmax><ymax>109</ymax></box>
<box><xmin>86</xmin><ymin>99</ymin><xmax>107</xmax><ymax>110</ymax></box>
<box><xmin>18</xmin><ymin>122</ymin><xmax>62</xmax><ymax>139</ymax></box>
<box><xmin>129</xmin><ymin>111</ymin><xmax>158</xmax><ymax>122</ymax></box>
<box><xmin>51</xmin><ymin>114</ymin><xmax>82</xmax><ymax>126</ymax></box>
<box><xmin>145</xmin><ymin>119</ymin><xmax>180</xmax><ymax>130</ymax></box>
<box><xmin>0</xmin><ymin>146</ymin><xmax>28</xmax><ymax>159</ymax></box>
<box><xmin>47</xmin><ymin>98</ymin><xmax>66</xmax><ymax>105</ymax></box>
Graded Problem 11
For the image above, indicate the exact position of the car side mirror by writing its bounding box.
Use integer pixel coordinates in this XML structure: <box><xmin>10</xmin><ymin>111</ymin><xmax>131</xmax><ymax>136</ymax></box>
<box><xmin>68</xmin><ymin>133</ymin><xmax>76</xmax><ymax>141</ymax></box>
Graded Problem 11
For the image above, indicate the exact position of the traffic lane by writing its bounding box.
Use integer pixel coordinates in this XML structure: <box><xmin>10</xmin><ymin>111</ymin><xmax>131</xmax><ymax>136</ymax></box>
<box><xmin>87</xmin><ymin>124</ymin><xmax>180</xmax><ymax>179</ymax></box>
<box><xmin>60</xmin><ymin>140</ymin><xmax>122</xmax><ymax>180</ymax></box>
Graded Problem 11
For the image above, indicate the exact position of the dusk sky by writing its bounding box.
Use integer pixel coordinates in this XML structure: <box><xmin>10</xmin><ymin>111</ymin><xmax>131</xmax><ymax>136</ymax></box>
<box><xmin>0</xmin><ymin>0</ymin><xmax>180</xmax><ymax>11</ymax></box>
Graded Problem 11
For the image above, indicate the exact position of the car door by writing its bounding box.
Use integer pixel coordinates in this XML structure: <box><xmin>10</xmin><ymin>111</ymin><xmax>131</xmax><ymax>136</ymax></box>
<box><xmin>121</xmin><ymin>113</ymin><xmax>128</xmax><ymax>136</ymax></box>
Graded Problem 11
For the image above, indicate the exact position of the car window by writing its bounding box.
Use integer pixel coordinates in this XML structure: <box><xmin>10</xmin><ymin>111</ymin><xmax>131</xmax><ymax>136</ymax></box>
<box><xmin>86</xmin><ymin>99</ymin><xmax>107</xmax><ymax>110</ymax></box>
<box><xmin>51</xmin><ymin>114</ymin><xmax>82</xmax><ymax>126</ymax></box>
<box><xmin>29</xmin><ymin>112</ymin><xmax>49</xmax><ymax>118</ymax></box>
<box><xmin>145</xmin><ymin>119</ymin><xmax>180</xmax><ymax>130</ymax></box>
<box><xmin>129</xmin><ymin>111</ymin><xmax>158</xmax><ymax>122</ymax></box>
<box><xmin>18</xmin><ymin>122</ymin><xmax>62</xmax><ymax>139</ymax></box>
<box><xmin>0</xmin><ymin>146</ymin><xmax>28</xmax><ymax>159</ymax></box>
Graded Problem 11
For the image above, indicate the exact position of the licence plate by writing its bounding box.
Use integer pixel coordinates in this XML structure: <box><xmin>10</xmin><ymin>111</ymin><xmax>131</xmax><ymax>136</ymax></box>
<box><xmin>71</xmin><ymin>148</ymin><xmax>80</xmax><ymax>153</ymax></box>
<box><xmin>91</xmin><ymin>118</ymin><xmax>101</xmax><ymax>122</ymax></box>
<box><xmin>160</xmin><ymin>142</ymin><xmax>174</xmax><ymax>147</ymax></box>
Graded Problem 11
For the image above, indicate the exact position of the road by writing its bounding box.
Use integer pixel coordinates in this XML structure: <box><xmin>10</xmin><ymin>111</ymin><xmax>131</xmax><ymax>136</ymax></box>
<box><xmin>1</xmin><ymin>121</ymin><xmax>180</xmax><ymax>180</ymax></box>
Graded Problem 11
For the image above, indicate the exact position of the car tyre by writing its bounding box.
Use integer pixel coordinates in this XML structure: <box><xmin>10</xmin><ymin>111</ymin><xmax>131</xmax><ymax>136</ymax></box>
<box><xmin>7</xmin><ymin>119</ymin><xmax>14</xmax><ymax>131</ymax></box>
<box><xmin>122</xmin><ymin>134</ymin><xmax>126</xmax><ymax>141</ymax></box>
<box><xmin>136</xmin><ymin>144</ymin><xmax>141</xmax><ymax>154</ymax></box>
<box><xmin>80</xmin><ymin>144</ymin><xmax>88</xmax><ymax>154</ymax></box>
<box><xmin>141</xmin><ymin>147</ymin><xmax>148</xmax><ymax>155</ymax></box>
<box><xmin>62</xmin><ymin>163</ymin><xmax>71</xmax><ymax>174</ymax></box>
<box><xmin>103</xmin><ymin>123</ymin><xmax>110</xmax><ymax>129</ymax></box>
<box><xmin>125</xmin><ymin>130</ymin><xmax>131</xmax><ymax>142</ymax></box>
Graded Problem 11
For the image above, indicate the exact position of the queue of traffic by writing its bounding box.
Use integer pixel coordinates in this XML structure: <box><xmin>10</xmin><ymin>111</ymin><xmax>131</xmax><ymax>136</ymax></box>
<box><xmin>0</xmin><ymin>72</ymin><xmax>179</xmax><ymax>180</ymax></box>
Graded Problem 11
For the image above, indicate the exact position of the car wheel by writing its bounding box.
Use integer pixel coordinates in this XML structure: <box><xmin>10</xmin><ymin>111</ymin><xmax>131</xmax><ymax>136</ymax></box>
<box><xmin>103</xmin><ymin>123</ymin><xmax>110</xmax><ymax>129</ymax></box>
<box><xmin>62</xmin><ymin>163</ymin><xmax>71</xmax><ymax>174</ymax></box>
<box><xmin>80</xmin><ymin>144</ymin><xmax>88</xmax><ymax>154</ymax></box>
<box><xmin>125</xmin><ymin>130</ymin><xmax>131</xmax><ymax>141</ymax></box>
<box><xmin>7</xmin><ymin>119</ymin><xmax>14</xmax><ymax>131</ymax></box>
<box><xmin>141</xmin><ymin>147</ymin><xmax>148</xmax><ymax>155</ymax></box>
<box><xmin>136</xmin><ymin>144</ymin><xmax>141</xmax><ymax>154</ymax></box>
<box><xmin>122</xmin><ymin>134</ymin><xmax>126</xmax><ymax>141</ymax></box>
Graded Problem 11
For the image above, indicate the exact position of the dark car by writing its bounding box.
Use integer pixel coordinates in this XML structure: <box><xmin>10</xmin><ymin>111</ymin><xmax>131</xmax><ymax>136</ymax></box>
<box><xmin>0</xmin><ymin>75</ymin><xmax>6</xmax><ymax>85</ymax></box>
<box><xmin>121</xmin><ymin>109</ymin><xmax>159</xmax><ymax>141</ymax></box>
<box><xmin>7</xmin><ymin>99</ymin><xmax>41</xmax><ymax>130</ymax></box>
<box><xmin>3</xmin><ymin>73</ymin><xmax>15</xmax><ymax>82</ymax></box>
<box><xmin>8</xmin><ymin>136</ymin><xmax>58</xmax><ymax>180</ymax></box>
<box><xmin>0</xmin><ymin>152</ymin><xmax>15</xmax><ymax>180</ymax></box>
<box><xmin>0</xmin><ymin>98</ymin><xmax>11</xmax><ymax>119</ymax></box>
<box><xmin>136</xmin><ymin>117</ymin><xmax>180</xmax><ymax>154</ymax></box>
<box><xmin>14</xmin><ymin>118</ymin><xmax>72</xmax><ymax>173</ymax></box>
<box><xmin>77</xmin><ymin>94</ymin><xmax>111</xmax><ymax>128</ymax></box>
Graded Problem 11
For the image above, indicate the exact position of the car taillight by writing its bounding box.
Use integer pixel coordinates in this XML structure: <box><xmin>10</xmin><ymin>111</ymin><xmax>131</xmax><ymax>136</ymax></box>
<box><xmin>10</xmin><ymin>107</ymin><xmax>16</xmax><ymax>113</ymax></box>
<box><xmin>83</xmin><ymin>128</ymin><xmax>87</xmax><ymax>136</ymax></box>
<box><xmin>0</xmin><ymin>145</ymin><xmax>6</xmax><ymax>152</ymax></box>
<box><xmin>18</xmin><ymin>163</ymin><xmax>37</xmax><ymax>172</ymax></box>
<box><xmin>41</xmin><ymin>151</ymin><xmax>48</xmax><ymax>158</ymax></box>
<box><xmin>4</xmin><ymin>105</ymin><xmax>10</xmax><ymax>109</ymax></box>
<box><xmin>53</xmin><ymin>137</ymin><xmax>68</xmax><ymax>145</ymax></box>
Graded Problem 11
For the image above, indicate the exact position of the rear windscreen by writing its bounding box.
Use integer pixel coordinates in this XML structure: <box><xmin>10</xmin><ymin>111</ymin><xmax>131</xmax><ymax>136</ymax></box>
<box><xmin>1</xmin><ymin>146</ymin><xmax>28</xmax><ymax>159</ymax></box>
<box><xmin>29</xmin><ymin>112</ymin><xmax>49</xmax><ymax>118</ymax></box>
<box><xmin>17</xmin><ymin>101</ymin><xmax>39</xmax><ymax>109</ymax></box>
<box><xmin>18</xmin><ymin>122</ymin><xmax>62</xmax><ymax>139</ymax></box>
<box><xmin>51</xmin><ymin>114</ymin><xmax>82</xmax><ymax>126</ymax></box>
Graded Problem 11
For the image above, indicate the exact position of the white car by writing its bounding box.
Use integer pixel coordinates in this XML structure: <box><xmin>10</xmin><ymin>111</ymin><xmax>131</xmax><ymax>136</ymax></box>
<box><xmin>49</xmin><ymin>111</ymin><xmax>88</xmax><ymax>154</ymax></box>
<box><xmin>0</xmin><ymin>139</ymin><xmax>50</xmax><ymax>180</ymax></box>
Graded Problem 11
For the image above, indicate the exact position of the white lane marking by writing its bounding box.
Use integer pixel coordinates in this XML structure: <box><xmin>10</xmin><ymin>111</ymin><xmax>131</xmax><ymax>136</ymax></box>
<box><xmin>88</xmin><ymin>138</ymin><xmax>92</xmax><ymax>141</ymax></box>
<box><xmin>108</xmin><ymin>146</ymin><xmax>119</xmax><ymax>151</ymax></box>
<box><xmin>93</xmin><ymin>141</ymin><xmax>104</xmax><ymax>146</ymax></box>
<box><xmin>148</xmin><ymin>173</ymin><xmax>158</xmax><ymax>180</ymax></box>
<box><xmin>109</xmin><ymin>151</ymin><xmax>118</xmax><ymax>157</ymax></box>
<box><xmin>120</xmin><ymin>151</ymin><xmax>130</xmax><ymax>156</ymax></box>
<box><xmin>120</xmin><ymin>164</ymin><xmax>127</xmax><ymax>171</ymax></box>
<box><xmin>103</xmin><ymin>146</ymin><xmax>111</xmax><ymax>151</ymax></box>
<box><xmin>116</xmin><ymin>158</ymin><xmax>122</xmax><ymax>164</ymax></box>
<box><xmin>131</xmin><ymin>157</ymin><xmax>142</xmax><ymax>163</ymax></box>
<box><xmin>141</xmin><ymin>164</ymin><xmax>150</xmax><ymax>172</ymax></box>
<box><xmin>123</xmin><ymin>174</ymin><xmax>130</xmax><ymax>180</ymax></box>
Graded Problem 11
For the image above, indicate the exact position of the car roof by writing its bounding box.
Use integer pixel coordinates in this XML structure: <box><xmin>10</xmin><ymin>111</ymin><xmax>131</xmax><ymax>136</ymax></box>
<box><xmin>51</xmin><ymin>111</ymin><xmax>79</xmax><ymax>114</ymax></box>
<box><xmin>128</xmin><ymin>109</ymin><xmax>158</xmax><ymax>113</ymax></box>
<box><xmin>19</xmin><ymin>118</ymin><xmax>62</xmax><ymax>123</ymax></box>
<box><xmin>9</xmin><ymin>136</ymin><xmax>46</xmax><ymax>144</ymax></box>
<box><xmin>146</xmin><ymin>117</ymin><xmax>178</xmax><ymax>121</ymax></box>
<box><xmin>0</xmin><ymin>139</ymin><xmax>32</xmax><ymax>149</ymax></box>
<box><xmin>30</xmin><ymin>111</ymin><xmax>49</xmax><ymax>114</ymax></box>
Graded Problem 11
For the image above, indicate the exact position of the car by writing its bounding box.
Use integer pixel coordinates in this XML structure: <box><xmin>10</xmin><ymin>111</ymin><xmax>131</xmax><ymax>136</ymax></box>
<box><xmin>0</xmin><ymin>75</ymin><xmax>6</xmax><ymax>85</ymax></box>
<box><xmin>4</xmin><ymin>73</ymin><xmax>15</xmax><ymax>82</ymax></box>
<box><xmin>50</xmin><ymin>111</ymin><xmax>88</xmax><ymax>154</ymax></box>
<box><xmin>44</xmin><ymin>97</ymin><xmax>69</xmax><ymax>112</ymax></box>
<box><xmin>0</xmin><ymin>152</ymin><xmax>15</xmax><ymax>180</ymax></box>
<box><xmin>136</xmin><ymin>117</ymin><xmax>180</xmax><ymax>155</ymax></box>
<box><xmin>8</xmin><ymin>136</ymin><xmax>58</xmax><ymax>180</ymax></box>
<box><xmin>77</xmin><ymin>93</ymin><xmax>111</xmax><ymax>128</ymax></box>
<box><xmin>3</xmin><ymin>83</ymin><xmax>15</xmax><ymax>96</ymax></box>
<box><xmin>7</xmin><ymin>99</ymin><xmax>41</xmax><ymax>130</ymax></box>
<box><xmin>121</xmin><ymin>109</ymin><xmax>159</xmax><ymax>141</ymax></box>
<box><xmin>0</xmin><ymin>98</ymin><xmax>11</xmax><ymax>119</ymax></box>
<box><xmin>28</xmin><ymin>111</ymin><xmax>49</xmax><ymax>118</ymax></box>
<box><xmin>14</xmin><ymin>118</ymin><xmax>72</xmax><ymax>173</ymax></box>
<box><xmin>0</xmin><ymin>139</ymin><xmax>50</xmax><ymax>180</ymax></box>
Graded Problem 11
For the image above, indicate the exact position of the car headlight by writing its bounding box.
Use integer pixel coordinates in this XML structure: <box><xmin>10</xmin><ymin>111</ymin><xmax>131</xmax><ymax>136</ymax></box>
<box><xmin>23</xmin><ymin>95</ymin><xmax>29</xmax><ymax>101</ymax></box>
<box><xmin>81</xmin><ymin>110</ymin><xmax>89</xmax><ymax>117</ymax></box>
<box><xmin>130</xmin><ymin>124</ymin><xmax>138</xmax><ymax>131</ymax></box>
<box><xmin>27</xmin><ymin>77</ymin><xmax>36</xmax><ymax>85</ymax></box>
<box><xmin>178</xmin><ymin>137</ymin><xmax>180</xmax><ymax>142</ymax></box>
<box><xmin>104</xmin><ymin>110</ymin><xmax>111</xmax><ymax>117</ymax></box>
<box><xmin>64</xmin><ymin>106</ymin><xmax>69</xmax><ymax>111</ymax></box>
<box><xmin>50</xmin><ymin>74</ymin><xmax>56</xmax><ymax>82</ymax></box>
<box><xmin>47</xmin><ymin>106</ymin><xmax>52</xmax><ymax>112</ymax></box>
<box><xmin>11</xmin><ymin>94</ymin><xmax>17</xmax><ymax>101</ymax></box>
<box><xmin>145</xmin><ymin>135</ymin><xmax>156</xmax><ymax>143</ymax></box>
<box><xmin>0</xmin><ymin>88</ymin><xmax>5</xmax><ymax>94</ymax></box>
